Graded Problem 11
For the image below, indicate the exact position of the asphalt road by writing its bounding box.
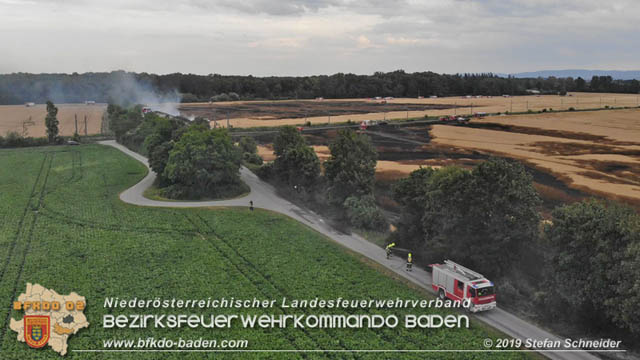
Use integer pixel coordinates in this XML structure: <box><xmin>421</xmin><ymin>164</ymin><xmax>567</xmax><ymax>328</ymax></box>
<box><xmin>100</xmin><ymin>140</ymin><xmax>601</xmax><ymax>360</ymax></box>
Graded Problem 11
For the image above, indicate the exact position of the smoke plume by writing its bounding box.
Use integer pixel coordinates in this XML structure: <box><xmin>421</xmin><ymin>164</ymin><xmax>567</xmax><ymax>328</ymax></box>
<box><xmin>107</xmin><ymin>72</ymin><xmax>182</xmax><ymax>116</ymax></box>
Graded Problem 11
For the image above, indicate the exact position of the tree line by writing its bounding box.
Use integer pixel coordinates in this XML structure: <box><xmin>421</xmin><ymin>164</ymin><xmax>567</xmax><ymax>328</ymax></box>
<box><xmin>392</xmin><ymin>162</ymin><xmax>640</xmax><ymax>343</ymax></box>
<box><xmin>108</xmin><ymin>104</ymin><xmax>247</xmax><ymax>199</ymax></box>
<box><xmin>1</xmin><ymin>71</ymin><xmax>639</xmax><ymax>105</ymax></box>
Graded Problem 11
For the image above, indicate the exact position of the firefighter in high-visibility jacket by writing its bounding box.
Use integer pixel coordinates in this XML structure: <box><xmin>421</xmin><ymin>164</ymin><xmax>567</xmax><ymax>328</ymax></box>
<box><xmin>406</xmin><ymin>253</ymin><xmax>413</xmax><ymax>271</ymax></box>
<box><xmin>385</xmin><ymin>243</ymin><xmax>396</xmax><ymax>259</ymax></box>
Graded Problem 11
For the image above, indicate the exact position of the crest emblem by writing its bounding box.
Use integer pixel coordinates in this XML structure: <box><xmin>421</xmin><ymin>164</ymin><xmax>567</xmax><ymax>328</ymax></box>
<box><xmin>24</xmin><ymin>315</ymin><xmax>50</xmax><ymax>348</ymax></box>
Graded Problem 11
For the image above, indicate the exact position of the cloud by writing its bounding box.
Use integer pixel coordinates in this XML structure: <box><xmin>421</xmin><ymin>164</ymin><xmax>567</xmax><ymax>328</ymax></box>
<box><xmin>0</xmin><ymin>0</ymin><xmax>638</xmax><ymax>75</ymax></box>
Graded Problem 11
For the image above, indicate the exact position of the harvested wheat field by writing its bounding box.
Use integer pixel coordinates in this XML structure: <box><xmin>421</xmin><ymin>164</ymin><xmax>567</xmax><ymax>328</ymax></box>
<box><xmin>183</xmin><ymin>92</ymin><xmax>640</xmax><ymax>129</ymax></box>
<box><xmin>0</xmin><ymin>103</ymin><xmax>106</xmax><ymax>137</ymax></box>
<box><xmin>430</xmin><ymin>108</ymin><xmax>640</xmax><ymax>203</ymax></box>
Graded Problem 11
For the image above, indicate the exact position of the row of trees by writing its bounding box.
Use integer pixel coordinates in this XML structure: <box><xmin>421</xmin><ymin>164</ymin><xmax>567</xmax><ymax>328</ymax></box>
<box><xmin>2</xmin><ymin>71</ymin><xmax>638</xmax><ymax>104</ymax></box>
<box><xmin>392</xmin><ymin>161</ymin><xmax>640</xmax><ymax>339</ymax></box>
<box><xmin>108</xmin><ymin>105</ymin><xmax>246</xmax><ymax>199</ymax></box>
<box><xmin>260</xmin><ymin>127</ymin><xmax>387</xmax><ymax>231</ymax></box>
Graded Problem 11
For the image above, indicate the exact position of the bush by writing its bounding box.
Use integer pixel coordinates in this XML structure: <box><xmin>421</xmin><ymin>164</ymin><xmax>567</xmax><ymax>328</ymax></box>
<box><xmin>343</xmin><ymin>195</ymin><xmax>388</xmax><ymax>231</ymax></box>
<box><xmin>72</xmin><ymin>132</ymin><xmax>81</xmax><ymax>142</ymax></box>
<box><xmin>243</xmin><ymin>152</ymin><xmax>263</xmax><ymax>165</ymax></box>
<box><xmin>238</xmin><ymin>137</ymin><xmax>258</xmax><ymax>154</ymax></box>
<box><xmin>256</xmin><ymin>162</ymin><xmax>274</xmax><ymax>180</ymax></box>
<box><xmin>568</xmin><ymin>107</ymin><xmax>575</xmax><ymax>111</ymax></box>
<box><xmin>1</xmin><ymin>132</ymin><xmax>49</xmax><ymax>148</ymax></box>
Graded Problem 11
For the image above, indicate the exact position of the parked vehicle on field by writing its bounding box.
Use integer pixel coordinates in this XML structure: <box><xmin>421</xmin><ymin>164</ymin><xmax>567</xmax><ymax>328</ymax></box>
<box><xmin>430</xmin><ymin>260</ymin><xmax>496</xmax><ymax>313</ymax></box>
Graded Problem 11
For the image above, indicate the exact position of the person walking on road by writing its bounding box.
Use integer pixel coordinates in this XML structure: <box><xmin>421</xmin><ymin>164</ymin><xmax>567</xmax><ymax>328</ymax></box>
<box><xmin>406</xmin><ymin>252</ymin><xmax>413</xmax><ymax>272</ymax></box>
<box><xmin>385</xmin><ymin>242</ymin><xmax>395</xmax><ymax>259</ymax></box>
<box><xmin>249</xmin><ymin>200</ymin><xmax>254</xmax><ymax>211</ymax></box>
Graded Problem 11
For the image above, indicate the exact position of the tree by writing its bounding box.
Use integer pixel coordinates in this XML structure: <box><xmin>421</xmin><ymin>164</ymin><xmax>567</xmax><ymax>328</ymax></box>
<box><xmin>163</xmin><ymin>127</ymin><xmax>243</xmax><ymax>199</ymax></box>
<box><xmin>274</xmin><ymin>144</ymin><xmax>320</xmax><ymax>188</ymax></box>
<box><xmin>272</xmin><ymin>127</ymin><xmax>320</xmax><ymax>188</ymax></box>
<box><xmin>325</xmin><ymin>129</ymin><xmax>377</xmax><ymax>205</ymax></box>
<box><xmin>239</xmin><ymin>136</ymin><xmax>258</xmax><ymax>154</ymax></box>
<box><xmin>393</xmin><ymin>158</ymin><xmax>541</xmax><ymax>276</ymax></box>
<box><xmin>45</xmin><ymin>101</ymin><xmax>59</xmax><ymax>143</ymax></box>
<box><xmin>463</xmin><ymin>158</ymin><xmax>541</xmax><ymax>273</ymax></box>
<box><xmin>343</xmin><ymin>195</ymin><xmax>388</xmax><ymax>231</ymax></box>
<box><xmin>544</xmin><ymin>200</ymin><xmax>640</xmax><ymax>333</ymax></box>
<box><xmin>273</xmin><ymin>126</ymin><xmax>305</xmax><ymax>157</ymax></box>
<box><xmin>148</xmin><ymin>140</ymin><xmax>173</xmax><ymax>184</ymax></box>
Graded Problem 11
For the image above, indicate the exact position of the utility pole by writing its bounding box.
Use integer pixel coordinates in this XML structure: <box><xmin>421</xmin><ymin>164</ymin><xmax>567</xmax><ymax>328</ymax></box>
<box><xmin>226</xmin><ymin>112</ymin><xmax>230</xmax><ymax>128</ymax></box>
<box><xmin>74</xmin><ymin>114</ymin><xmax>78</xmax><ymax>134</ymax></box>
<box><xmin>510</xmin><ymin>98</ymin><xmax>513</xmax><ymax>112</ymax></box>
<box><xmin>84</xmin><ymin>115</ymin><xmax>88</xmax><ymax>135</ymax></box>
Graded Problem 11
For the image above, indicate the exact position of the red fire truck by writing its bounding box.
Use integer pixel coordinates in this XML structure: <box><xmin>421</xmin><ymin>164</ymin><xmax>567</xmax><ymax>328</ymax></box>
<box><xmin>430</xmin><ymin>260</ymin><xmax>496</xmax><ymax>312</ymax></box>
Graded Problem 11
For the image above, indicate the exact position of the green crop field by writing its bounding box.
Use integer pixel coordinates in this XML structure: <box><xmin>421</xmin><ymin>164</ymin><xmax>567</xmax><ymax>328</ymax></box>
<box><xmin>0</xmin><ymin>145</ymin><xmax>529</xmax><ymax>359</ymax></box>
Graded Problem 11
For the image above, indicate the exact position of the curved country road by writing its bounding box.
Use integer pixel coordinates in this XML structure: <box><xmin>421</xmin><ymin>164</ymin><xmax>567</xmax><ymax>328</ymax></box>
<box><xmin>101</xmin><ymin>140</ymin><xmax>601</xmax><ymax>360</ymax></box>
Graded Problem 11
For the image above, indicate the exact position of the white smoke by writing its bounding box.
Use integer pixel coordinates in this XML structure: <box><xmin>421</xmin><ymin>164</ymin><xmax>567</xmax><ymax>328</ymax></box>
<box><xmin>108</xmin><ymin>71</ymin><xmax>182</xmax><ymax>116</ymax></box>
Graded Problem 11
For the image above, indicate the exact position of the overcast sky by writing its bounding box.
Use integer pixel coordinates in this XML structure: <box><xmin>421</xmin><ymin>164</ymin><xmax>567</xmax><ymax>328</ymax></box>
<box><xmin>0</xmin><ymin>0</ymin><xmax>638</xmax><ymax>76</ymax></box>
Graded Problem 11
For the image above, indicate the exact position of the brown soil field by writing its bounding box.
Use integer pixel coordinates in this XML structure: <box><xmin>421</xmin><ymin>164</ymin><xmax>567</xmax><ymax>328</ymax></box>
<box><xmin>180</xmin><ymin>100</ymin><xmax>456</xmax><ymax>122</ymax></box>
<box><xmin>430</xmin><ymin>108</ymin><xmax>640</xmax><ymax>203</ymax></box>
<box><xmin>182</xmin><ymin>92</ymin><xmax>640</xmax><ymax>128</ymax></box>
<box><xmin>0</xmin><ymin>103</ymin><xmax>106</xmax><ymax>137</ymax></box>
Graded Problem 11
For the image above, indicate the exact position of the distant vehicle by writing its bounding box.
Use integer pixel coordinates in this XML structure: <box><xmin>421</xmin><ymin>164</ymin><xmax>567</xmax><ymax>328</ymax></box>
<box><xmin>142</xmin><ymin>106</ymin><xmax>153</xmax><ymax>115</ymax></box>
<box><xmin>440</xmin><ymin>115</ymin><xmax>469</xmax><ymax>124</ymax></box>
<box><xmin>67</xmin><ymin>140</ymin><xmax>80</xmax><ymax>146</ymax></box>
<box><xmin>84</xmin><ymin>100</ymin><xmax>96</xmax><ymax>105</ymax></box>
<box><xmin>25</xmin><ymin>102</ymin><xmax>36</xmax><ymax>107</ymax></box>
<box><xmin>359</xmin><ymin>120</ymin><xmax>370</xmax><ymax>130</ymax></box>
<box><xmin>296</xmin><ymin>126</ymin><xmax>304</xmax><ymax>132</ymax></box>
<box><xmin>377</xmin><ymin>121</ymin><xmax>389</xmax><ymax>126</ymax></box>
<box><xmin>474</xmin><ymin>112</ymin><xmax>487</xmax><ymax>118</ymax></box>
<box><xmin>430</xmin><ymin>260</ymin><xmax>496</xmax><ymax>313</ymax></box>
<box><xmin>429</xmin><ymin>95</ymin><xmax>438</xmax><ymax>99</ymax></box>
<box><xmin>384</xmin><ymin>96</ymin><xmax>394</xmax><ymax>100</ymax></box>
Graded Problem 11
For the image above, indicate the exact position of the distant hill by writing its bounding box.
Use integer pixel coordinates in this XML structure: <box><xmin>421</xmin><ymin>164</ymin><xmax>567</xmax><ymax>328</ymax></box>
<box><xmin>507</xmin><ymin>70</ymin><xmax>640</xmax><ymax>80</ymax></box>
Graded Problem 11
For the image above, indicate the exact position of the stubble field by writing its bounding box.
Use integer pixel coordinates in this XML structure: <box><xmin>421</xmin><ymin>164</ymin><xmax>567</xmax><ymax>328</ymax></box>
<box><xmin>0</xmin><ymin>104</ymin><xmax>106</xmax><ymax>137</ymax></box>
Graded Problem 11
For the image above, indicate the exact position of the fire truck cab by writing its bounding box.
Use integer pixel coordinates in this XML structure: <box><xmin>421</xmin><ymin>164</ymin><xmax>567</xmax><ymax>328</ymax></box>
<box><xmin>431</xmin><ymin>260</ymin><xmax>496</xmax><ymax>313</ymax></box>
